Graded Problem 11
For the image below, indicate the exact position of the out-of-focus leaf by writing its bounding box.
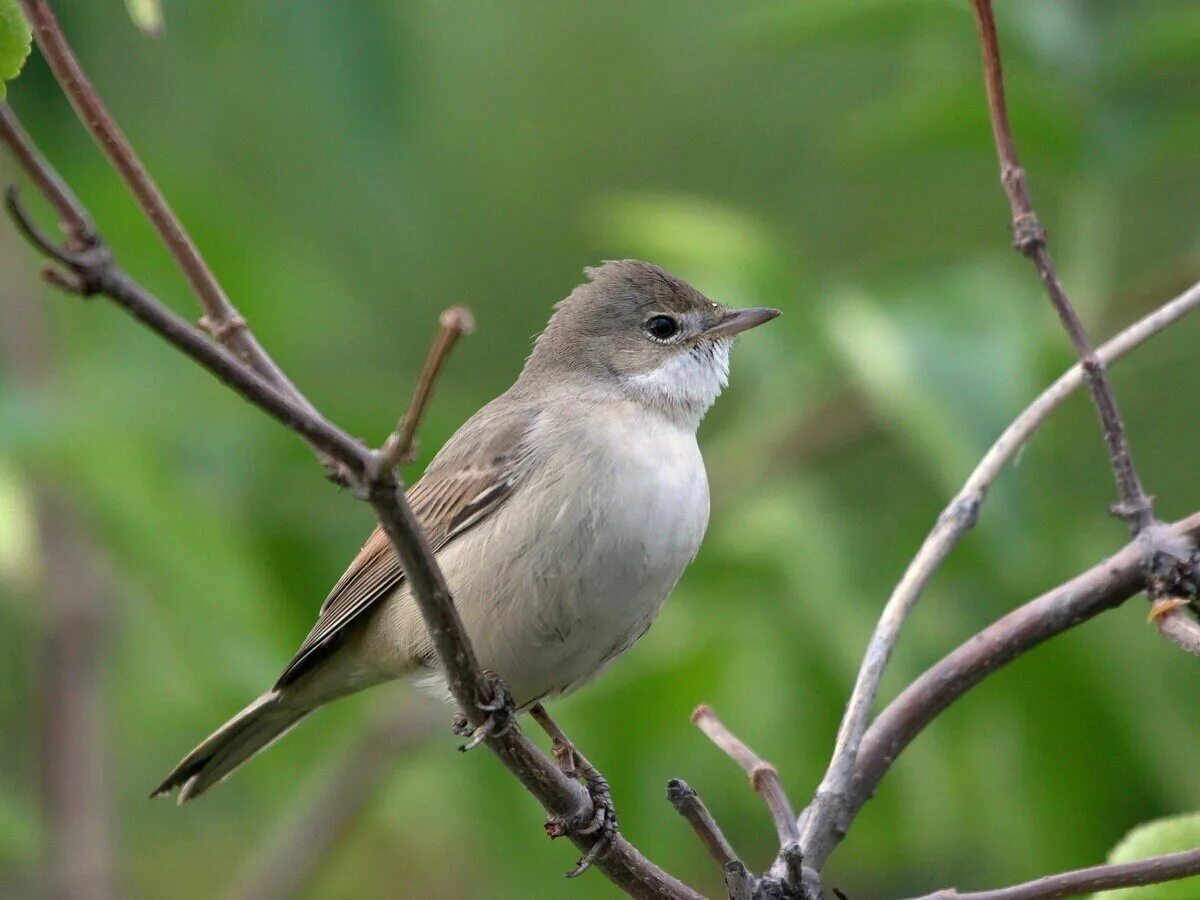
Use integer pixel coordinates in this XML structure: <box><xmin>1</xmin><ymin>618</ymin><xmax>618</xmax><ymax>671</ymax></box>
<box><xmin>822</xmin><ymin>264</ymin><xmax>1043</xmax><ymax>495</ymax></box>
<box><xmin>1091</xmin><ymin>813</ymin><xmax>1200</xmax><ymax>899</ymax></box>
<box><xmin>0</xmin><ymin>0</ymin><xmax>31</xmax><ymax>99</ymax></box>
<box><xmin>124</xmin><ymin>0</ymin><xmax>164</xmax><ymax>38</ymax></box>
<box><xmin>0</xmin><ymin>459</ymin><xmax>37</xmax><ymax>596</ymax></box>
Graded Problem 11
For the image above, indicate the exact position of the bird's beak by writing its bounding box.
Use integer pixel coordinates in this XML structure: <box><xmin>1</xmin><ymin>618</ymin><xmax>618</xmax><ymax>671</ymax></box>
<box><xmin>702</xmin><ymin>306</ymin><xmax>781</xmax><ymax>339</ymax></box>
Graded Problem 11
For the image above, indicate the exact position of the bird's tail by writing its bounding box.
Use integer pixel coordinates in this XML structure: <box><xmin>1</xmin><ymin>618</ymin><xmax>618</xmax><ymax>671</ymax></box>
<box><xmin>152</xmin><ymin>691</ymin><xmax>310</xmax><ymax>803</ymax></box>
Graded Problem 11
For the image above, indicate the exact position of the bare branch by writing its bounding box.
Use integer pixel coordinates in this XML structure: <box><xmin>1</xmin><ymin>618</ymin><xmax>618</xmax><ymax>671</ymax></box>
<box><xmin>12</xmin><ymin>1</ymin><xmax>352</xmax><ymax>480</ymax></box>
<box><xmin>380</xmin><ymin>305</ymin><xmax>476</xmax><ymax>469</ymax></box>
<box><xmin>666</xmin><ymin>779</ymin><xmax>741</xmax><ymax>870</ymax></box>
<box><xmin>692</xmin><ymin>705</ymin><xmax>798</xmax><ymax>848</ymax></box>
<box><xmin>795</xmin><ymin>277</ymin><xmax>1200</xmax><ymax>870</ymax></box>
<box><xmin>3</xmin><ymin>64</ymin><xmax>700</xmax><ymax>900</ymax></box>
<box><xmin>969</xmin><ymin>0</ymin><xmax>1153</xmax><ymax>534</ymax></box>
<box><xmin>847</xmin><ymin>512</ymin><xmax>1200</xmax><ymax>848</ymax></box>
<box><xmin>0</xmin><ymin>103</ymin><xmax>93</xmax><ymax>244</ymax></box>
<box><xmin>906</xmin><ymin>845</ymin><xmax>1200</xmax><ymax>900</ymax></box>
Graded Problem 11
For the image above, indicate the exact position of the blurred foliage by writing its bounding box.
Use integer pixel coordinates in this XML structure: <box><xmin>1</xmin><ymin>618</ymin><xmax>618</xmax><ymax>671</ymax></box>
<box><xmin>1</xmin><ymin>1</ymin><xmax>1199</xmax><ymax>898</ymax></box>
<box><xmin>1092</xmin><ymin>814</ymin><xmax>1200</xmax><ymax>900</ymax></box>
<box><xmin>0</xmin><ymin>0</ymin><xmax>30</xmax><ymax>99</ymax></box>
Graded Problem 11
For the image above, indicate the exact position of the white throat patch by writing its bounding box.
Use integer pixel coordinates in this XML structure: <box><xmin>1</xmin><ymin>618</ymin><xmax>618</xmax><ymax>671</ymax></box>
<box><xmin>622</xmin><ymin>340</ymin><xmax>731</xmax><ymax>426</ymax></box>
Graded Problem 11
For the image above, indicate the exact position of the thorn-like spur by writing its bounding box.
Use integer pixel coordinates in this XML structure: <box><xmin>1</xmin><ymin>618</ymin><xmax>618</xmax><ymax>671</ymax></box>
<box><xmin>455</xmin><ymin>673</ymin><xmax>515</xmax><ymax>752</ymax></box>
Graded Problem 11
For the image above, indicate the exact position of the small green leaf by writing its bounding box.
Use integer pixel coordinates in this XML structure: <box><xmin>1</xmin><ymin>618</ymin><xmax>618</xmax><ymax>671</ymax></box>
<box><xmin>1091</xmin><ymin>813</ymin><xmax>1200</xmax><ymax>899</ymax></box>
<box><xmin>0</xmin><ymin>0</ymin><xmax>31</xmax><ymax>100</ymax></box>
<box><xmin>124</xmin><ymin>0</ymin><xmax>165</xmax><ymax>38</ymax></box>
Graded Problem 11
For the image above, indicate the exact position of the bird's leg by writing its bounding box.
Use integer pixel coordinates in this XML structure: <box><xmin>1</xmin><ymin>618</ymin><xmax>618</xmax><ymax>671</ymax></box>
<box><xmin>529</xmin><ymin>702</ymin><xmax>577</xmax><ymax>778</ymax></box>
<box><xmin>529</xmin><ymin>703</ymin><xmax>618</xmax><ymax>877</ymax></box>
<box><xmin>454</xmin><ymin>672</ymin><xmax>515</xmax><ymax>751</ymax></box>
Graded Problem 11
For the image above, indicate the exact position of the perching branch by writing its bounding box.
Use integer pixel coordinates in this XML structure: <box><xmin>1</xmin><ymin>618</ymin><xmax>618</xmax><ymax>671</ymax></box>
<box><xmin>906</xmin><ymin>844</ymin><xmax>1200</xmax><ymax>900</ymax></box>
<box><xmin>1</xmin><ymin>53</ymin><xmax>699</xmax><ymax>900</ymax></box>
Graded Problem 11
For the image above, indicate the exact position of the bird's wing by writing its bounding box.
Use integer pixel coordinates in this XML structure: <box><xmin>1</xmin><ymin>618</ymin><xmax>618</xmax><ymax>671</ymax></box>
<box><xmin>274</xmin><ymin>400</ymin><xmax>535</xmax><ymax>687</ymax></box>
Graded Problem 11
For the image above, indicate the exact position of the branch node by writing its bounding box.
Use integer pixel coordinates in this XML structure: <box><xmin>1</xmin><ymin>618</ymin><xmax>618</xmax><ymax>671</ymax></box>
<box><xmin>1010</xmin><ymin>211</ymin><xmax>1045</xmax><ymax>256</ymax></box>
<box><xmin>198</xmin><ymin>313</ymin><xmax>248</xmax><ymax>343</ymax></box>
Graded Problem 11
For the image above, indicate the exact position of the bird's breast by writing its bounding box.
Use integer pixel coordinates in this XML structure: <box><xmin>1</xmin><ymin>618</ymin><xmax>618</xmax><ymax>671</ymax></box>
<box><xmin>461</xmin><ymin>405</ymin><xmax>710</xmax><ymax>702</ymax></box>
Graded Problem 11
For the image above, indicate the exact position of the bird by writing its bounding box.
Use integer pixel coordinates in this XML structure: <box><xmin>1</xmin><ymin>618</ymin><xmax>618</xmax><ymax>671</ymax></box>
<box><xmin>153</xmin><ymin>259</ymin><xmax>779</xmax><ymax>802</ymax></box>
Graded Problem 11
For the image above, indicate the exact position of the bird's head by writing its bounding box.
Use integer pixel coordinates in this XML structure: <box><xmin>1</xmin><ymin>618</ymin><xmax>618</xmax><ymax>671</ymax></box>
<box><xmin>524</xmin><ymin>260</ymin><xmax>779</xmax><ymax>425</ymax></box>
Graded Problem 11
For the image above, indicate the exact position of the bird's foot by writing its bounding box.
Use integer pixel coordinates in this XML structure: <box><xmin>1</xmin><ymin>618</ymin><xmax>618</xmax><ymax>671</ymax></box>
<box><xmin>545</xmin><ymin>750</ymin><xmax>618</xmax><ymax>877</ymax></box>
<box><xmin>453</xmin><ymin>672</ymin><xmax>515</xmax><ymax>751</ymax></box>
<box><xmin>547</xmin><ymin>763</ymin><xmax>614</xmax><ymax>883</ymax></box>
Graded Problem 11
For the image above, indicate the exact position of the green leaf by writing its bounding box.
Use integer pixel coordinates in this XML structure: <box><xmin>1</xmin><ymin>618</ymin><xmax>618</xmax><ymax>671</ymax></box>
<box><xmin>0</xmin><ymin>0</ymin><xmax>31</xmax><ymax>99</ymax></box>
<box><xmin>124</xmin><ymin>0</ymin><xmax>165</xmax><ymax>38</ymax></box>
<box><xmin>1091</xmin><ymin>813</ymin><xmax>1200</xmax><ymax>899</ymax></box>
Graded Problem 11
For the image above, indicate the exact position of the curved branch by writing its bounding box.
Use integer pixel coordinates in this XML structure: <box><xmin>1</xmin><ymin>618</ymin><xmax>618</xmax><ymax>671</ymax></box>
<box><xmin>851</xmin><ymin>512</ymin><xmax>1200</xmax><ymax>831</ymax></box>
<box><xmin>795</xmin><ymin>276</ymin><xmax>1200</xmax><ymax>870</ymax></box>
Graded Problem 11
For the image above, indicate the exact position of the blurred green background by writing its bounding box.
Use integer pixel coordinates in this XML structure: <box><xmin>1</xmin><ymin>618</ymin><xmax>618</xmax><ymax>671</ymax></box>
<box><xmin>2</xmin><ymin>1</ymin><xmax>1200</xmax><ymax>898</ymax></box>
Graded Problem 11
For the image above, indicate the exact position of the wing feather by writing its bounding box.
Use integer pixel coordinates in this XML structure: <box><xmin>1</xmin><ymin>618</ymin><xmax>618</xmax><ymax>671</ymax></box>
<box><xmin>274</xmin><ymin>401</ymin><xmax>533</xmax><ymax>687</ymax></box>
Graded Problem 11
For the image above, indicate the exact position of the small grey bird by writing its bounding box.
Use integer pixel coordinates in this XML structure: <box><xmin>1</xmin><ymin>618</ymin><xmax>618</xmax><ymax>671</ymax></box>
<box><xmin>154</xmin><ymin>260</ymin><xmax>778</xmax><ymax>801</ymax></box>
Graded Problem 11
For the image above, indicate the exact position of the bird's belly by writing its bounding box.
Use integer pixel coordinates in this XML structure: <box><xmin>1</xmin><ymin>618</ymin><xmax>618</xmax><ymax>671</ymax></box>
<box><xmin>427</xmin><ymin>420</ymin><xmax>710</xmax><ymax>705</ymax></box>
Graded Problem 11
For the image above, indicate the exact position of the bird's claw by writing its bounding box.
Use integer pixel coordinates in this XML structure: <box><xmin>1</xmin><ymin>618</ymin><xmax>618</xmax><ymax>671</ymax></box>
<box><xmin>455</xmin><ymin>673</ymin><xmax>515</xmax><ymax>751</ymax></box>
<box><xmin>545</xmin><ymin>755</ymin><xmax>618</xmax><ymax>878</ymax></box>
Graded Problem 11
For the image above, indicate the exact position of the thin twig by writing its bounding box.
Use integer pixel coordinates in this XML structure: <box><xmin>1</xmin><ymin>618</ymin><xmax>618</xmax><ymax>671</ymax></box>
<box><xmin>12</xmin><ymin>1</ymin><xmax>351</xmax><ymax>479</ymax></box>
<box><xmin>849</xmin><ymin>511</ymin><xmax>1200</xmax><ymax>847</ymax></box>
<box><xmin>692</xmin><ymin>705</ymin><xmax>798</xmax><ymax>847</ymax></box>
<box><xmin>906</xmin><ymin>844</ymin><xmax>1200</xmax><ymax>900</ymax></box>
<box><xmin>969</xmin><ymin>0</ymin><xmax>1153</xmax><ymax>535</ymax></box>
<box><xmin>380</xmin><ymin>305</ymin><xmax>475</xmax><ymax>469</ymax></box>
<box><xmin>0</xmin><ymin>103</ymin><xmax>93</xmax><ymax>244</ymax></box>
<box><xmin>2</xmin><ymin>121</ymin><xmax>699</xmax><ymax>900</ymax></box>
<box><xmin>792</xmin><ymin>275</ymin><xmax>1200</xmax><ymax>871</ymax></box>
<box><xmin>666</xmin><ymin>779</ymin><xmax>741</xmax><ymax>870</ymax></box>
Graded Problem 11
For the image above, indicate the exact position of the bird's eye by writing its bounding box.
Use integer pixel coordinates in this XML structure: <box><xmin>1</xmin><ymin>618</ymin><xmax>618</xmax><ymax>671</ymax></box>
<box><xmin>645</xmin><ymin>315</ymin><xmax>679</xmax><ymax>340</ymax></box>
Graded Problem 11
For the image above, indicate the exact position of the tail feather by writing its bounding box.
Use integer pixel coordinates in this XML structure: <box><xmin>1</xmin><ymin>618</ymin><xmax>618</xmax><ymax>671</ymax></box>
<box><xmin>152</xmin><ymin>691</ymin><xmax>309</xmax><ymax>803</ymax></box>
